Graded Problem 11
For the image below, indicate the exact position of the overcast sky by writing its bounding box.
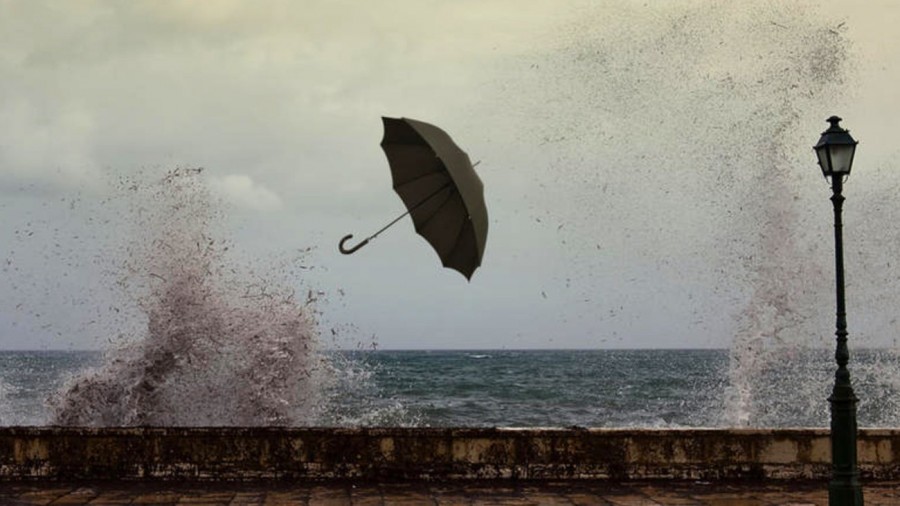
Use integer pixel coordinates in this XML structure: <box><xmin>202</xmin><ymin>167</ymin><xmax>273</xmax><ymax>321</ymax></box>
<box><xmin>3</xmin><ymin>0</ymin><xmax>900</xmax><ymax>350</ymax></box>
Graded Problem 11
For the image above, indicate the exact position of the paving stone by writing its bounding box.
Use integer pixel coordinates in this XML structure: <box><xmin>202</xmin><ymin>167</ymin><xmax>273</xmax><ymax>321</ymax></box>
<box><xmin>432</xmin><ymin>497</ymin><xmax>473</xmax><ymax>506</ymax></box>
<box><xmin>694</xmin><ymin>496</ymin><xmax>770</xmax><ymax>506</ymax></box>
<box><xmin>516</xmin><ymin>492</ymin><xmax>575</xmax><ymax>505</ymax></box>
<box><xmin>461</xmin><ymin>499</ymin><xmax>537</xmax><ymax>506</ymax></box>
<box><xmin>263</xmin><ymin>490</ymin><xmax>310</xmax><ymax>506</ymax></box>
<box><xmin>787</xmin><ymin>496</ymin><xmax>827</xmax><ymax>504</ymax></box>
<box><xmin>566</xmin><ymin>492</ymin><xmax>613</xmax><ymax>506</ymax></box>
<box><xmin>604</xmin><ymin>495</ymin><xmax>664</xmax><ymax>506</ymax></box>
<box><xmin>87</xmin><ymin>490</ymin><xmax>135</xmax><ymax>505</ymax></box>
<box><xmin>174</xmin><ymin>491</ymin><xmax>238</xmax><ymax>506</ymax></box>
<box><xmin>17</xmin><ymin>488</ymin><xmax>73</xmax><ymax>506</ymax></box>
<box><xmin>49</xmin><ymin>487</ymin><xmax>99</xmax><ymax>505</ymax></box>
<box><xmin>638</xmin><ymin>491</ymin><xmax>698</xmax><ymax>505</ymax></box>
<box><xmin>178</xmin><ymin>491</ymin><xmax>235</xmax><ymax>500</ymax></box>
<box><xmin>229</xmin><ymin>491</ymin><xmax>266</xmax><ymax>505</ymax></box>
<box><xmin>349</xmin><ymin>496</ymin><xmax>384</xmax><ymax>506</ymax></box>
<box><xmin>308</xmin><ymin>486</ymin><xmax>351</xmax><ymax>506</ymax></box>
<box><xmin>378</xmin><ymin>496</ymin><xmax>435</xmax><ymax>506</ymax></box>
<box><xmin>348</xmin><ymin>485</ymin><xmax>383</xmax><ymax>506</ymax></box>
<box><xmin>132</xmin><ymin>491</ymin><xmax>181</xmax><ymax>504</ymax></box>
<box><xmin>174</xmin><ymin>501</ymin><xmax>230</xmax><ymax>506</ymax></box>
<box><xmin>87</xmin><ymin>496</ymin><xmax>133</xmax><ymax>506</ymax></box>
<box><xmin>867</xmin><ymin>498</ymin><xmax>900</xmax><ymax>506</ymax></box>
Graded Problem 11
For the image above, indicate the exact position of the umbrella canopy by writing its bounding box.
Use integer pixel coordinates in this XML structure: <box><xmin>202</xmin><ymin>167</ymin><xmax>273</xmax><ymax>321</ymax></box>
<box><xmin>339</xmin><ymin>117</ymin><xmax>488</xmax><ymax>280</ymax></box>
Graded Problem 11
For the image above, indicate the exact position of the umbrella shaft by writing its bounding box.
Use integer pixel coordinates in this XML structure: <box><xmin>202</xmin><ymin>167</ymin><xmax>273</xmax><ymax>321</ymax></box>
<box><xmin>368</xmin><ymin>182</ymin><xmax>452</xmax><ymax>241</ymax></box>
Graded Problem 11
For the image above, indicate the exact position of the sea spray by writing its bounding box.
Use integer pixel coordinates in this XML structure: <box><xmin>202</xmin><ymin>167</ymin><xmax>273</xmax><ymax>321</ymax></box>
<box><xmin>490</xmin><ymin>0</ymin><xmax>853</xmax><ymax>425</ymax></box>
<box><xmin>49</xmin><ymin>169</ymin><xmax>334</xmax><ymax>426</ymax></box>
<box><xmin>712</xmin><ymin>11</ymin><xmax>851</xmax><ymax>426</ymax></box>
<box><xmin>0</xmin><ymin>378</ymin><xmax>9</xmax><ymax>425</ymax></box>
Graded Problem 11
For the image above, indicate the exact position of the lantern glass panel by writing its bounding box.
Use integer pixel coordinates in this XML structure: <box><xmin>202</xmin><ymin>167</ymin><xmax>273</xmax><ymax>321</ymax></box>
<box><xmin>828</xmin><ymin>143</ymin><xmax>855</xmax><ymax>175</ymax></box>
<box><xmin>816</xmin><ymin>146</ymin><xmax>830</xmax><ymax>175</ymax></box>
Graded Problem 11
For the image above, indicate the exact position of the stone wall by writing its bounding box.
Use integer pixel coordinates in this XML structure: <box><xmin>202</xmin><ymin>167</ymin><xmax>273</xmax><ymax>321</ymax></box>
<box><xmin>1</xmin><ymin>428</ymin><xmax>899</xmax><ymax>481</ymax></box>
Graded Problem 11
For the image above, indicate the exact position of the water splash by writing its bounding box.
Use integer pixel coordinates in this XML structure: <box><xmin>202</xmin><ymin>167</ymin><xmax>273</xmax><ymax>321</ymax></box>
<box><xmin>0</xmin><ymin>379</ymin><xmax>10</xmax><ymax>425</ymax></box>
<box><xmin>492</xmin><ymin>0</ymin><xmax>855</xmax><ymax>425</ymax></box>
<box><xmin>48</xmin><ymin>169</ymin><xmax>333</xmax><ymax>426</ymax></box>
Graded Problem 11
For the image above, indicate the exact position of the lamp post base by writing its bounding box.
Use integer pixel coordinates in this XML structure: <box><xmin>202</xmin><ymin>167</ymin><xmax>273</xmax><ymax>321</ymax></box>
<box><xmin>829</xmin><ymin>388</ymin><xmax>863</xmax><ymax>506</ymax></box>
<box><xmin>829</xmin><ymin>481</ymin><xmax>864</xmax><ymax>506</ymax></box>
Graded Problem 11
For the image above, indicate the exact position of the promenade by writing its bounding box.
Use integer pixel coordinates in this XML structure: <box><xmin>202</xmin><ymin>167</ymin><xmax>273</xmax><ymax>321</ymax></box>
<box><xmin>1</xmin><ymin>480</ymin><xmax>898</xmax><ymax>506</ymax></box>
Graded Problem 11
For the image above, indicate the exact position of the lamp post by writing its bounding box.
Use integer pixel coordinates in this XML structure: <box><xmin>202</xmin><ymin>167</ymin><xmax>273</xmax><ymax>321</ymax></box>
<box><xmin>813</xmin><ymin>115</ymin><xmax>863</xmax><ymax>506</ymax></box>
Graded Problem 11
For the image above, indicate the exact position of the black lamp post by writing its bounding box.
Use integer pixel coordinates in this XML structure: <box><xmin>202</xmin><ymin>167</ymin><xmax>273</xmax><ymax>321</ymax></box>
<box><xmin>813</xmin><ymin>115</ymin><xmax>863</xmax><ymax>506</ymax></box>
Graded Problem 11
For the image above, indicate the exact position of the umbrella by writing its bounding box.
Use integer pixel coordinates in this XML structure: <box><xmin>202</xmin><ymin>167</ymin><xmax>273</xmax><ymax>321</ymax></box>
<box><xmin>339</xmin><ymin>117</ymin><xmax>488</xmax><ymax>280</ymax></box>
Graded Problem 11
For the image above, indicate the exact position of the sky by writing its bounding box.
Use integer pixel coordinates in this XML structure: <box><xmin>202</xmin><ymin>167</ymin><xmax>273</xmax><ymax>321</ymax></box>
<box><xmin>2</xmin><ymin>0</ymin><xmax>900</xmax><ymax>351</ymax></box>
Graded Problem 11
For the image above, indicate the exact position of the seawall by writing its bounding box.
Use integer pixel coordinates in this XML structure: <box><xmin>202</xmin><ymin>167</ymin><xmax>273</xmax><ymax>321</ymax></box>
<box><xmin>2</xmin><ymin>427</ymin><xmax>899</xmax><ymax>482</ymax></box>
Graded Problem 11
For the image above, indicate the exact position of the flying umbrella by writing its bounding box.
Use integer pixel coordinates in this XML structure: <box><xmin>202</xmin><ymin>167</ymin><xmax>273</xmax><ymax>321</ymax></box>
<box><xmin>339</xmin><ymin>117</ymin><xmax>488</xmax><ymax>280</ymax></box>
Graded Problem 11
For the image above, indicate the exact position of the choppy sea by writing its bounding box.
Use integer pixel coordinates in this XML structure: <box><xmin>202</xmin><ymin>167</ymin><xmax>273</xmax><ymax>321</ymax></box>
<box><xmin>3</xmin><ymin>348</ymin><xmax>900</xmax><ymax>428</ymax></box>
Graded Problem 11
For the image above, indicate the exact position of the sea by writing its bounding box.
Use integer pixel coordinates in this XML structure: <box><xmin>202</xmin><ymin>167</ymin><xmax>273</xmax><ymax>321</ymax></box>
<box><xmin>3</xmin><ymin>348</ymin><xmax>900</xmax><ymax>428</ymax></box>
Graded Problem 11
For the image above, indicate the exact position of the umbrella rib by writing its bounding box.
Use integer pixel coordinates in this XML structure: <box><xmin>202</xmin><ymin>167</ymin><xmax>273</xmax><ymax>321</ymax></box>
<box><xmin>393</xmin><ymin>161</ymin><xmax>448</xmax><ymax>189</ymax></box>
<box><xmin>366</xmin><ymin>182</ymin><xmax>453</xmax><ymax>242</ymax></box>
<box><xmin>413</xmin><ymin>186</ymin><xmax>456</xmax><ymax>232</ymax></box>
<box><xmin>443</xmin><ymin>214</ymin><xmax>471</xmax><ymax>267</ymax></box>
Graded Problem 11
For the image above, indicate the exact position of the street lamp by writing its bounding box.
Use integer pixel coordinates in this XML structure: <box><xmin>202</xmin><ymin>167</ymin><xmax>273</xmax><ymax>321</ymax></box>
<box><xmin>813</xmin><ymin>115</ymin><xmax>863</xmax><ymax>506</ymax></box>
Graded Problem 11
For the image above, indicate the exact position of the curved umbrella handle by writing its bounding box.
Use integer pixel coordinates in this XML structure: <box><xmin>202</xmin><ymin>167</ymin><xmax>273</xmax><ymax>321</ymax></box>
<box><xmin>339</xmin><ymin>234</ymin><xmax>370</xmax><ymax>255</ymax></box>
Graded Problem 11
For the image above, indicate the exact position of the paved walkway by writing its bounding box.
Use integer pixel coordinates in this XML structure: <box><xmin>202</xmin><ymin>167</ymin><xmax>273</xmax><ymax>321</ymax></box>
<box><xmin>0</xmin><ymin>480</ymin><xmax>898</xmax><ymax>505</ymax></box>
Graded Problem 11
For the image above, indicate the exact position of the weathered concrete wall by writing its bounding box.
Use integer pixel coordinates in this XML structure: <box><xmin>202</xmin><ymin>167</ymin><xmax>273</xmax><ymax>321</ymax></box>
<box><xmin>1</xmin><ymin>427</ymin><xmax>899</xmax><ymax>481</ymax></box>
